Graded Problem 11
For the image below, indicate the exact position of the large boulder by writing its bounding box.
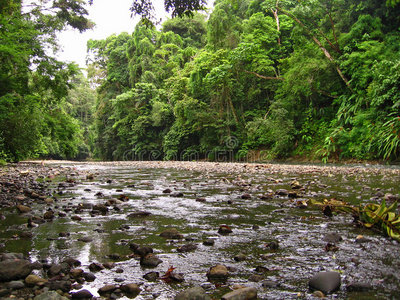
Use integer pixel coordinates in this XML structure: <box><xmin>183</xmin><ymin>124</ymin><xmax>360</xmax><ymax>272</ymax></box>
<box><xmin>0</xmin><ymin>259</ymin><xmax>32</xmax><ymax>282</ymax></box>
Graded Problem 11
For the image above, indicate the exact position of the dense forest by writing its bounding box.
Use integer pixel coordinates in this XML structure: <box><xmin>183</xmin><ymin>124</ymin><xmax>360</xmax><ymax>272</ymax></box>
<box><xmin>1</xmin><ymin>0</ymin><xmax>400</xmax><ymax>163</ymax></box>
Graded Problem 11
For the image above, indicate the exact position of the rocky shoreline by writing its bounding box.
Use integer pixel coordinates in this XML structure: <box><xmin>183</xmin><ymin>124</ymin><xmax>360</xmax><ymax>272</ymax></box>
<box><xmin>0</xmin><ymin>161</ymin><xmax>399</xmax><ymax>299</ymax></box>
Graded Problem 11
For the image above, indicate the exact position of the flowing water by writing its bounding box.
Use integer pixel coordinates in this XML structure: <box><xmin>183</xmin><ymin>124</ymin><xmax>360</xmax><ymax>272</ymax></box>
<box><xmin>1</xmin><ymin>161</ymin><xmax>400</xmax><ymax>299</ymax></box>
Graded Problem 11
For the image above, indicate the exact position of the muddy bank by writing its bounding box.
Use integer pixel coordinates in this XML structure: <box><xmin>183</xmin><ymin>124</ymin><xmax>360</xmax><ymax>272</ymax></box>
<box><xmin>0</xmin><ymin>161</ymin><xmax>399</xmax><ymax>299</ymax></box>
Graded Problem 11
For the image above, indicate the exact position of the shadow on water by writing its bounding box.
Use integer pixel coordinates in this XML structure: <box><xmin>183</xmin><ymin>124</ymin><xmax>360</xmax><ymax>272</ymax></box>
<box><xmin>1</xmin><ymin>161</ymin><xmax>400</xmax><ymax>299</ymax></box>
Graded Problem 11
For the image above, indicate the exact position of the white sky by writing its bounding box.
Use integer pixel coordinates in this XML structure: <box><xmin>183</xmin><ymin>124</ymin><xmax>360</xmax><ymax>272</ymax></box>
<box><xmin>56</xmin><ymin>0</ymin><xmax>169</xmax><ymax>68</ymax></box>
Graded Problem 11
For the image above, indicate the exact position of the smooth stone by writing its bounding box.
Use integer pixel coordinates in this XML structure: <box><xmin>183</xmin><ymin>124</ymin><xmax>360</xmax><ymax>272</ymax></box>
<box><xmin>175</xmin><ymin>285</ymin><xmax>211</xmax><ymax>300</ymax></box>
<box><xmin>159</xmin><ymin>228</ymin><xmax>184</xmax><ymax>239</ymax></box>
<box><xmin>248</xmin><ymin>274</ymin><xmax>265</xmax><ymax>282</ymax></box>
<box><xmin>347</xmin><ymin>282</ymin><xmax>373</xmax><ymax>291</ymax></box>
<box><xmin>140</xmin><ymin>253</ymin><xmax>163</xmax><ymax>268</ymax></box>
<box><xmin>89</xmin><ymin>262</ymin><xmax>104</xmax><ymax>272</ymax></box>
<box><xmin>70</xmin><ymin>269</ymin><xmax>84</xmax><ymax>279</ymax></box>
<box><xmin>177</xmin><ymin>243</ymin><xmax>198</xmax><ymax>253</ymax></box>
<box><xmin>34</xmin><ymin>290</ymin><xmax>69</xmax><ymax>300</ymax></box>
<box><xmin>128</xmin><ymin>211</ymin><xmax>152</xmax><ymax>217</ymax></box>
<box><xmin>8</xmin><ymin>280</ymin><xmax>25</xmax><ymax>289</ymax></box>
<box><xmin>98</xmin><ymin>284</ymin><xmax>118</xmax><ymax>295</ymax></box>
<box><xmin>309</xmin><ymin>271</ymin><xmax>341</xmax><ymax>294</ymax></box>
<box><xmin>25</xmin><ymin>274</ymin><xmax>48</xmax><ymax>286</ymax></box>
<box><xmin>0</xmin><ymin>259</ymin><xmax>32</xmax><ymax>281</ymax></box>
<box><xmin>218</xmin><ymin>225</ymin><xmax>233</xmax><ymax>235</ymax></box>
<box><xmin>234</xmin><ymin>254</ymin><xmax>247</xmax><ymax>262</ymax></box>
<box><xmin>120</xmin><ymin>283</ymin><xmax>141</xmax><ymax>296</ymax></box>
<box><xmin>323</xmin><ymin>233</ymin><xmax>343</xmax><ymax>243</ymax></box>
<box><xmin>143</xmin><ymin>271</ymin><xmax>159</xmax><ymax>281</ymax></box>
<box><xmin>221</xmin><ymin>287</ymin><xmax>257</xmax><ymax>300</ymax></box>
<box><xmin>71</xmin><ymin>289</ymin><xmax>93</xmax><ymax>299</ymax></box>
<box><xmin>203</xmin><ymin>239</ymin><xmax>215</xmax><ymax>246</ymax></box>
<box><xmin>206</xmin><ymin>264</ymin><xmax>229</xmax><ymax>281</ymax></box>
<box><xmin>17</xmin><ymin>204</ymin><xmax>32</xmax><ymax>213</ymax></box>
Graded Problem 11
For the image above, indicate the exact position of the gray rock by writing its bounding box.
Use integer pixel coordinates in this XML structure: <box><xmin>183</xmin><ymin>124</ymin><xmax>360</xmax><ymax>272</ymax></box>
<box><xmin>177</xmin><ymin>243</ymin><xmax>198</xmax><ymax>253</ymax></box>
<box><xmin>143</xmin><ymin>271</ymin><xmax>159</xmax><ymax>281</ymax></box>
<box><xmin>0</xmin><ymin>259</ymin><xmax>32</xmax><ymax>282</ymax></box>
<box><xmin>221</xmin><ymin>287</ymin><xmax>257</xmax><ymax>300</ymax></box>
<box><xmin>34</xmin><ymin>290</ymin><xmax>69</xmax><ymax>300</ymax></box>
<box><xmin>1</xmin><ymin>253</ymin><xmax>24</xmax><ymax>261</ymax></box>
<box><xmin>7</xmin><ymin>280</ymin><xmax>25</xmax><ymax>289</ymax></box>
<box><xmin>309</xmin><ymin>271</ymin><xmax>341</xmax><ymax>294</ymax></box>
<box><xmin>98</xmin><ymin>284</ymin><xmax>118</xmax><ymax>295</ymax></box>
<box><xmin>248</xmin><ymin>274</ymin><xmax>265</xmax><ymax>282</ymax></box>
<box><xmin>347</xmin><ymin>282</ymin><xmax>373</xmax><ymax>291</ymax></box>
<box><xmin>323</xmin><ymin>233</ymin><xmax>343</xmax><ymax>243</ymax></box>
<box><xmin>175</xmin><ymin>286</ymin><xmax>211</xmax><ymax>300</ymax></box>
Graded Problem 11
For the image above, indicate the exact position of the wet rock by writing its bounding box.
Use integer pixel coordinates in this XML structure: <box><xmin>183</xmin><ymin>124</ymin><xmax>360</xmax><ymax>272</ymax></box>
<box><xmin>177</xmin><ymin>243</ymin><xmax>198</xmax><ymax>253</ymax></box>
<box><xmin>160</xmin><ymin>228</ymin><xmax>184</xmax><ymax>239</ymax></box>
<box><xmin>130</xmin><ymin>244</ymin><xmax>154</xmax><ymax>256</ymax></box>
<box><xmin>108</xmin><ymin>253</ymin><xmax>120</xmax><ymax>260</ymax></box>
<box><xmin>275</xmin><ymin>189</ymin><xmax>289</xmax><ymax>196</ymax></box>
<box><xmin>70</xmin><ymin>269</ymin><xmax>84</xmax><ymax>279</ymax></box>
<box><xmin>355</xmin><ymin>235</ymin><xmax>371</xmax><ymax>243</ymax></box>
<box><xmin>206</xmin><ymin>264</ymin><xmax>229</xmax><ymax>281</ymax></box>
<box><xmin>25</xmin><ymin>274</ymin><xmax>48</xmax><ymax>286</ymax></box>
<box><xmin>89</xmin><ymin>262</ymin><xmax>104</xmax><ymax>272</ymax></box>
<box><xmin>291</xmin><ymin>180</ymin><xmax>302</xmax><ymax>189</ymax></box>
<box><xmin>34</xmin><ymin>290</ymin><xmax>69</xmax><ymax>300</ymax></box>
<box><xmin>248</xmin><ymin>274</ymin><xmax>265</xmax><ymax>282</ymax></box>
<box><xmin>171</xmin><ymin>192</ymin><xmax>184</xmax><ymax>197</ymax></box>
<box><xmin>1</xmin><ymin>253</ymin><xmax>24</xmax><ymax>260</ymax></box>
<box><xmin>20</xmin><ymin>231</ymin><xmax>33</xmax><ymax>238</ymax></box>
<box><xmin>323</xmin><ymin>233</ymin><xmax>342</xmax><ymax>243</ymax></box>
<box><xmin>64</xmin><ymin>258</ymin><xmax>81</xmax><ymax>267</ymax></box>
<box><xmin>43</xmin><ymin>210</ymin><xmax>55</xmax><ymax>220</ymax></box>
<box><xmin>140</xmin><ymin>253</ymin><xmax>163</xmax><ymax>268</ymax></box>
<box><xmin>143</xmin><ymin>271</ymin><xmax>159</xmax><ymax>281</ymax></box>
<box><xmin>375</xmin><ymin>191</ymin><xmax>385</xmax><ymax>198</ymax></box>
<box><xmin>262</xmin><ymin>281</ymin><xmax>279</xmax><ymax>288</ymax></box>
<box><xmin>78</xmin><ymin>237</ymin><xmax>93</xmax><ymax>243</ymax></box>
<box><xmin>255</xmin><ymin>266</ymin><xmax>269</xmax><ymax>273</ymax></box>
<box><xmin>59</xmin><ymin>232</ymin><xmax>70</xmax><ymax>237</ymax></box>
<box><xmin>265</xmin><ymin>241</ymin><xmax>279</xmax><ymax>250</ymax></box>
<box><xmin>45</xmin><ymin>280</ymin><xmax>72</xmax><ymax>292</ymax></box>
<box><xmin>312</xmin><ymin>291</ymin><xmax>325</xmax><ymax>298</ymax></box>
<box><xmin>7</xmin><ymin>280</ymin><xmax>25</xmax><ymax>289</ymax></box>
<box><xmin>82</xmin><ymin>272</ymin><xmax>96</xmax><ymax>282</ymax></box>
<box><xmin>241</xmin><ymin>193</ymin><xmax>251</xmax><ymax>199</ymax></box>
<box><xmin>48</xmin><ymin>264</ymin><xmax>63</xmax><ymax>276</ymax></box>
<box><xmin>221</xmin><ymin>287</ymin><xmax>257</xmax><ymax>300</ymax></box>
<box><xmin>71</xmin><ymin>289</ymin><xmax>93</xmax><ymax>299</ymax></box>
<box><xmin>98</xmin><ymin>284</ymin><xmax>118</xmax><ymax>295</ymax></box>
<box><xmin>120</xmin><ymin>283</ymin><xmax>141</xmax><ymax>296</ymax></box>
<box><xmin>71</xmin><ymin>216</ymin><xmax>82</xmax><ymax>221</ymax></box>
<box><xmin>0</xmin><ymin>259</ymin><xmax>32</xmax><ymax>281</ymax></box>
<box><xmin>309</xmin><ymin>271</ymin><xmax>341</xmax><ymax>294</ymax></box>
<box><xmin>175</xmin><ymin>285</ymin><xmax>211</xmax><ymax>300</ymax></box>
<box><xmin>93</xmin><ymin>204</ymin><xmax>108</xmax><ymax>213</ymax></box>
<box><xmin>163</xmin><ymin>188</ymin><xmax>172</xmax><ymax>193</ymax></box>
<box><xmin>103</xmin><ymin>262</ymin><xmax>115</xmax><ymax>269</ymax></box>
<box><xmin>233</xmin><ymin>254</ymin><xmax>246</xmax><ymax>262</ymax></box>
<box><xmin>196</xmin><ymin>197</ymin><xmax>207</xmax><ymax>202</ymax></box>
<box><xmin>218</xmin><ymin>225</ymin><xmax>233</xmax><ymax>235</ymax></box>
<box><xmin>17</xmin><ymin>204</ymin><xmax>32</xmax><ymax>213</ymax></box>
<box><xmin>347</xmin><ymin>282</ymin><xmax>373</xmax><ymax>291</ymax></box>
<box><xmin>128</xmin><ymin>211</ymin><xmax>152</xmax><ymax>217</ymax></box>
<box><xmin>203</xmin><ymin>239</ymin><xmax>215</xmax><ymax>246</ymax></box>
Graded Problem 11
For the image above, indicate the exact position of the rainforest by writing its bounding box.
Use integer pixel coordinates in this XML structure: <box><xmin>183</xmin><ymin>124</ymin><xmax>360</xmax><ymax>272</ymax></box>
<box><xmin>1</xmin><ymin>0</ymin><xmax>400</xmax><ymax>163</ymax></box>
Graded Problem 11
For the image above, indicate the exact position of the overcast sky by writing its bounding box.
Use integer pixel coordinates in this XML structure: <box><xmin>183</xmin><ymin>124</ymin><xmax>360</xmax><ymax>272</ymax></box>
<box><xmin>56</xmin><ymin>0</ymin><xmax>169</xmax><ymax>68</ymax></box>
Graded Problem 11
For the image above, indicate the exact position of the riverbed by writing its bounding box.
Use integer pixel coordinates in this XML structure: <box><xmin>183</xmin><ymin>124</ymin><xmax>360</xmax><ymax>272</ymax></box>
<box><xmin>1</xmin><ymin>161</ymin><xmax>400</xmax><ymax>299</ymax></box>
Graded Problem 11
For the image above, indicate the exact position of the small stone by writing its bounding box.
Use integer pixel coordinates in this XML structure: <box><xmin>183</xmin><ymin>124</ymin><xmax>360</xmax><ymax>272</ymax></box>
<box><xmin>218</xmin><ymin>225</ymin><xmax>232</xmax><ymax>235</ymax></box>
<box><xmin>309</xmin><ymin>271</ymin><xmax>341</xmax><ymax>294</ymax></box>
<box><xmin>82</xmin><ymin>272</ymin><xmax>96</xmax><ymax>282</ymax></box>
<box><xmin>17</xmin><ymin>204</ymin><xmax>32</xmax><ymax>213</ymax></box>
<box><xmin>177</xmin><ymin>243</ymin><xmax>198</xmax><ymax>253</ymax></box>
<box><xmin>323</xmin><ymin>233</ymin><xmax>343</xmax><ymax>243</ymax></box>
<box><xmin>206</xmin><ymin>264</ymin><xmax>229</xmax><ymax>281</ymax></box>
<box><xmin>7</xmin><ymin>280</ymin><xmax>25</xmax><ymax>289</ymax></box>
<box><xmin>98</xmin><ymin>284</ymin><xmax>118</xmax><ymax>295</ymax></box>
<box><xmin>221</xmin><ymin>287</ymin><xmax>257</xmax><ymax>300</ymax></box>
<box><xmin>347</xmin><ymin>282</ymin><xmax>373</xmax><ymax>291</ymax></box>
<box><xmin>248</xmin><ymin>274</ymin><xmax>265</xmax><ymax>282</ymax></box>
<box><xmin>120</xmin><ymin>283</ymin><xmax>141</xmax><ymax>296</ymax></box>
<box><xmin>70</xmin><ymin>269</ymin><xmax>84</xmax><ymax>278</ymax></box>
<box><xmin>143</xmin><ymin>271</ymin><xmax>159</xmax><ymax>281</ymax></box>
<box><xmin>163</xmin><ymin>188</ymin><xmax>172</xmax><ymax>193</ymax></box>
<box><xmin>175</xmin><ymin>286</ymin><xmax>211</xmax><ymax>300</ymax></box>
<box><xmin>34</xmin><ymin>290</ymin><xmax>69</xmax><ymax>300</ymax></box>
<box><xmin>196</xmin><ymin>197</ymin><xmax>206</xmax><ymax>202</ymax></box>
<box><xmin>203</xmin><ymin>239</ymin><xmax>215</xmax><ymax>246</ymax></box>
<box><xmin>103</xmin><ymin>262</ymin><xmax>115</xmax><ymax>269</ymax></box>
<box><xmin>25</xmin><ymin>274</ymin><xmax>48</xmax><ymax>286</ymax></box>
<box><xmin>128</xmin><ymin>211</ymin><xmax>152</xmax><ymax>217</ymax></box>
<box><xmin>241</xmin><ymin>194</ymin><xmax>251</xmax><ymax>199</ymax></box>
<box><xmin>140</xmin><ymin>253</ymin><xmax>163</xmax><ymax>268</ymax></box>
<box><xmin>71</xmin><ymin>289</ymin><xmax>93</xmax><ymax>299</ymax></box>
<box><xmin>312</xmin><ymin>291</ymin><xmax>325</xmax><ymax>298</ymax></box>
<box><xmin>233</xmin><ymin>254</ymin><xmax>246</xmax><ymax>262</ymax></box>
<box><xmin>159</xmin><ymin>228</ymin><xmax>183</xmax><ymax>239</ymax></box>
<box><xmin>89</xmin><ymin>262</ymin><xmax>104</xmax><ymax>272</ymax></box>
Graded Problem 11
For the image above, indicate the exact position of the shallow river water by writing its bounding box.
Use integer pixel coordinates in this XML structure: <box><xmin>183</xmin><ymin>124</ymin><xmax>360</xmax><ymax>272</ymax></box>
<box><xmin>1</xmin><ymin>161</ymin><xmax>400</xmax><ymax>299</ymax></box>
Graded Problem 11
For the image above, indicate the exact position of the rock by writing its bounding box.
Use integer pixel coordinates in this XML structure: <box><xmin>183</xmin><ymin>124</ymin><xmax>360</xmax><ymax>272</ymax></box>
<box><xmin>43</xmin><ymin>210</ymin><xmax>55</xmax><ymax>219</ymax></box>
<box><xmin>70</xmin><ymin>269</ymin><xmax>84</xmax><ymax>278</ymax></box>
<box><xmin>309</xmin><ymin>271</ymin><xmax>341</xmax><ymax>294</ymax></box>
<box><xmin>234</xmin><ymin>254</ymin><xmax>246</xmax><ymax>262</ymax></box>
<box><xmin>221</xmin><ymin>287</ymin><xmax>257</xmax><ymax>300</ymax></box>
<box><xmin>206</xmin><ymin>264</ymin><xmax>229</xmax><ymax>281</ymax></box>
<box><xmin>103</xmin><ymin>262</ymin><xmax>115</xmax><ymax>269</ymax></box>
<box><xmin>203</xmin><ymin>239</ymin><xmax>215</xmax><ymax>246</ymax></box>
<box><xmin>160</xmin><ymin>228</ymin><xmax>184</xmax><ymax>239</ymax></box>
<box><xmin>78</xmin><ymin>237</ymin><xmax>93</xmax><ymax>243</ymax></box>
<box><xmin>241</xmin><ymin>194</ymin><xmax>251</xmax><ymax>199</ymax></box>
<box><xmin>262</xmin><ymin>281</ymin><xmax>279</xmax><ymax>288</ymax></box>
<box><xmin>1</xmin><ymin>253</ymin><xmax>24</xmax><ymax>260</ymax></box>
<box><xmin>347</xmin><ymin>282</ymin><xmax>373</xmax><ymax>291</ymax></box>
<box><xmin>177</xmin><ymin>243</ymin><xmax>198</xmax><ymax>253</ymax></box>
<box><xmin>248</xmin><ymin>274</ymin><xmax>265</xmax><ymax>282</ymax></box>
<box><xmin>17</xmin><ymin>204</ymin><xmax>32</xmax><ymax>213</ymax></box>
<box><xmin>130</xmin><ymin>244</ymin><xmax>153</xmax><ymax>256</ymax></box>
<box><xmin>218</xmin><ymin>225</ymin><xmax>232</xmax><ymax>235</ymax></box>
<box><xmin>89</xmin><ymin>262</ymin><xmax>104</xmax><ymax>272</ymax></box>
<box><xmin>82</xmin><ymin>272</ymin><xmax>96</xmax><ymax>282</ymax></box>
<box><xmin>34</xmin><ymin>290</ymin><xmax>69</xmax><ymax>300</ymax></box>
<box><xmin>143</xmin><ymin>271</ymin><xmax>159</xmax><ymax>281</ymax></box>
<box><xmin>323</xmin><ymin>233</ymin><xmax>343</xmax><ymax>243</ymax></box>
<box><xmin>120</xmin><ymin>283</ymin><xmax>141</xmax><ymax>296</ymax></box>
<box><xmin>98</xmin><ymin>284</ymin><xmax>118</xmax><ymax>295</ymax></box>
<box><xmin>291</xmin><ymin>181</ymin><xmax>302</xmax><ymax>189</ymax></box>
<box><xmin>196</xmin><ymin>197</ymin><xmax>206</xmax><ymax>202</ymax></box>
<box><xmin>355</xmin><ymin>235</ymin><xmax>370</xmax><ymax>243</ymax></box>
<box><xmin>7</xmin><ymin>280</ymin><xmax>25</xmax><ymax>289</ymax></box>
<box><xmin>44</xmin><ymin>280</ymin><xmax>72</xmax><ymax>292</ymax></box>
<box><xmin>175</xmin><ymin>285</ymin><xmax>211</xmax><ymax>300</ymax></box>
<box><xmin>93</xmin><ymin>204</ymin><xmax>108</xmax><ymax>213</ymax></box>
<box><xmin>275</xmin><ymin>189</ymin><xmax>289</xmax><ymax>196</ymax></box>
<box><xmin>140</xmin><ymin>253</ymin><xmax>163</xmax><ymax>268</ymax></box>
<box><xmin>48</xmin><ymin>264</ymin><xmax>63</xmax><ymax>276</ymax></box>
<box><xmin>265</xmin><ymin>241</ymin><xmax>279</xmax><ymax>250</ymax></box>
<box><xmin>25</xmin><ymin>274</ymin><xmax>48</xmax><ymax>286</ymax></box>
<box><xmin>0</xmin><ymin>259</ymin><xmax>32</xmax><ymax>282</ymax></box>
<box><xmin>71</xmin><ymin>216</ymin><xmax>82</xmax><ymax>221</ymax></box>
<box><xmin>128</xmin><ymin>211</ymin><xmax>152</xmax><ymax>217</ymax></box>
<box><xmin>71</xmin><ymin>289</ymin><xmax>93</xmax><ymax>299</ymax></box>
<box><xmin>163</xmin><ymin>188</ymin><xmax>172</xmax><ymax>193</ymax></box>
<box><xmin>171</xmin><ymin>192</ymin><xmax>184</xmax><ymax>197</ymax></box>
